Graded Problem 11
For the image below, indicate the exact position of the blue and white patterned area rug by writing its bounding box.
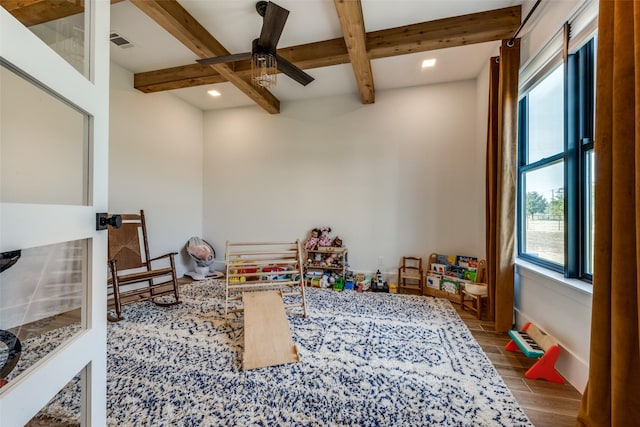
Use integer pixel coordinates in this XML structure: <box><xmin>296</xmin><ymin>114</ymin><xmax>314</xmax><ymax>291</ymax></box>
<box><xmin>24</xmin><ymin>280</ymin><xmax>532</xmax><ymax>426</ymax></box>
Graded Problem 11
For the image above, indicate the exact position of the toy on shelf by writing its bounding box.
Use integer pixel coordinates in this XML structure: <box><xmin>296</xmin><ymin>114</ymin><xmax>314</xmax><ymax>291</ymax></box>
<box><xmin>505</xmin><ymin>322</ymin><xmax>564</xmax><ymax>384</ymax></box>
<box><xmin>317</xmin><ymin>227</ymin><xmax>333</xmax><ymax>247</ymax></box>
<box><xmin>304</xmin><ymin>228</ymin><xmax>320</xmax><ymax>250</ymax></box>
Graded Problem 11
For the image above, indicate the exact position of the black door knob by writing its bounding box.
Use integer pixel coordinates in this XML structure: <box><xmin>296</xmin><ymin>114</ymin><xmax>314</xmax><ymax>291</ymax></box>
<box><xmin>96</xmin><ymin>213</ymin><xmax>122</xmax><ymax>230</ymax></box>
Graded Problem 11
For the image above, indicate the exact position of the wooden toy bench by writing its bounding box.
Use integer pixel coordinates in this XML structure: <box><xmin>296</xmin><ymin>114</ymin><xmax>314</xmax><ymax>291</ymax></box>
<box><xmin>505</xmin><ymin>322</ymin><xmax>565</xmax><ymax>384</ymax></box>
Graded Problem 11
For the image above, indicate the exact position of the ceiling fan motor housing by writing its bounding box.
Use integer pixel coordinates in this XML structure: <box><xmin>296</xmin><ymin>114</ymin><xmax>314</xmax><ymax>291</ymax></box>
<box><xmin>256</xmin><ymin>1</ymin><xmax>268</xmax><ymax>17</ymax></box>
<box><xmin>252</xmin><ymin>38</ymin><xmax>272</xmax><ymax>55</ymax></box>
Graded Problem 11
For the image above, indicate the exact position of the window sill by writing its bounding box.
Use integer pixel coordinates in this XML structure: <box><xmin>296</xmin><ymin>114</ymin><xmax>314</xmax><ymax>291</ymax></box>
<box><xmin>515</xmin><ymin>258</ymin><xmax>593</xmax><ymax>296</ymax></box>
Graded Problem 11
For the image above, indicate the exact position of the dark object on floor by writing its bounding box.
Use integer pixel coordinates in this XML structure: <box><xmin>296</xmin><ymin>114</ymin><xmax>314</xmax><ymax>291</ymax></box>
<box><xmin>0</xmin><ymin>249</ymin><xmax>21</xmax><ymax>273</ymax></box>
<box><xmin>371</xmin><ymin>269</ymin><xmax>388</xmax><ymax>292</ymax></box>
<box><xmin>107</xmin><ymin>210</ymin><xmax>180</xmax><ymax>322</ymax></box>
<box><xmin>0</xmin><ymin>329</ymin><xmax>22</xmax><ymax>387</ymax></box>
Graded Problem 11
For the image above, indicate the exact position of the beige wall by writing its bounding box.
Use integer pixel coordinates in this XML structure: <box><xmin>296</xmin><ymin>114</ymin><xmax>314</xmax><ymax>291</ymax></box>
<box><xmin>203</xmin><ymin>80</ymin><xmax>485</xmax><ymax>279</ymax></box>
<box><xmin>109</xmin><ymin>63</ymin><xmax>204</xmax><ymax>276</ymax></box>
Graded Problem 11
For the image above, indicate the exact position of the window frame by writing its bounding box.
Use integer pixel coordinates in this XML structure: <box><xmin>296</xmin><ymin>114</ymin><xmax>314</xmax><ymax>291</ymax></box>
<box><xmin>517</xmin><ymin>38</ymin><xmax>595</xmax><ymax>282</ymax></box>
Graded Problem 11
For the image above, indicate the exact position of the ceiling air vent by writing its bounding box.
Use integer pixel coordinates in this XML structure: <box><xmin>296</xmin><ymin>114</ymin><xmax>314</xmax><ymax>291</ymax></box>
<box><xmin>109</xmin><ymin>32</ymin><xmax>134</xmax><ymax>49</ymax></box>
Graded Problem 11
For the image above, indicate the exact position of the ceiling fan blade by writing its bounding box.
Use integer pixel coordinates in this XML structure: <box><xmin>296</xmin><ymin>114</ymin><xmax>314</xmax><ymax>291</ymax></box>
<box><xmin>276</xmin><ymin>55</ymin><xmax>314</xmax><ymax>86</ymax></box>
<box><xmin>258</xmin><ymin>2</ymin><xmax>289</xmax><ymax>51</ymax></box>
<box><xmin>197</xmin><ymin>52</ymin><xmax>252</xmax><ymax>66</ymax></box>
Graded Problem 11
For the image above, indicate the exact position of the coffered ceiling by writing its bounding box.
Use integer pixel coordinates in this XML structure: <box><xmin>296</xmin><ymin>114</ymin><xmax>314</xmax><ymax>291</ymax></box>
<box><xmin>3</xmin><ymin>0</ymin><xmax>533</xmax><ymax>112</ymax></box>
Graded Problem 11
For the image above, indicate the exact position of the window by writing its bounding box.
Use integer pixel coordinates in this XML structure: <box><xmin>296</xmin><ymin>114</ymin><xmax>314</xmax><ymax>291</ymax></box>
<box><xmin>517</xmin><ymin>39</ymin><xmax>595</xmax><ymax>281</ymax></box>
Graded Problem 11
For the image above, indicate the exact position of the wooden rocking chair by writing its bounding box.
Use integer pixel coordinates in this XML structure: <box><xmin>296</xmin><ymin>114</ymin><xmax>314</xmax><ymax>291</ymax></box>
<box><xmin>107</xmin><ymin>210</ymin><xmax>180</xmax><ymax>321</ymax></box>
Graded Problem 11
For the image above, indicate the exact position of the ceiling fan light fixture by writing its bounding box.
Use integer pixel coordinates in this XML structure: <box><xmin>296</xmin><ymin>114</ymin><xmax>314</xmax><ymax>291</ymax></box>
<box><xmin>252</xmin><ymin>52</ymin><xmax>277</xmax><ymax>88</ymax></box>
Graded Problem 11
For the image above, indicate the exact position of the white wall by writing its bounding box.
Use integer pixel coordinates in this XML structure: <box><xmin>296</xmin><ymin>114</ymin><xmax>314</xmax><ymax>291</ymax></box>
<box><xmin>109</xmin><ymin>63</ymin><xmax>204</xmax><ymax>276</ymax></box>
<box><xmin>203</xmin><ymin>81</ymin><xmax>485</xmax><ymax>279</ymax></box>
<box><xmin>515</xmin><ymin>264</ymin><xmax>592</xmax><ymax>391</ymax></box>
<box><xmin>514</xmin><ymin>0</ymin><xmax>594</xmax><ymax>392</ymax></box>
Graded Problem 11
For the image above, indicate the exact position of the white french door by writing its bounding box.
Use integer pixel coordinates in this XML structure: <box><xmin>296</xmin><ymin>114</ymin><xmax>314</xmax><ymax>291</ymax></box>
<box><xmin>0</xmin><ymin>2</ymin><xmax>109</xmax><ymax>425</ymax></box>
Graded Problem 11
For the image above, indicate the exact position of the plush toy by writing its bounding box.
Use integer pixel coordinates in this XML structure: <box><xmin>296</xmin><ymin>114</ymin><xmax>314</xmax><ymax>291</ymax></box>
<box><xmin>318</xmin><ymin>226</ymin><xmax>333</xmax><ymax>247</ymax></box>
<box><xmin>332</xmin><ymin>236</ymin><xmax>343</xmax><ymax>247</ymax></box>
<box><xmin>305</xmin><ymin>228</ymin><xmax>320</xmax><ymax>250</ymax></box>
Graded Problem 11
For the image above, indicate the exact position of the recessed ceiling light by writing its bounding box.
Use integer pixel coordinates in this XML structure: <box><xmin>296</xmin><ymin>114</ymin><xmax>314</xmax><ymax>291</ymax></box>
<box><xmin>422</xmin><ymin>58</ymin><xmax>436</xmax><ymax>69</ymax></box>
<box><xmin>207</xmin><ymin>89</ymin><xmax>221</xmax><ymax>97</ymax></box>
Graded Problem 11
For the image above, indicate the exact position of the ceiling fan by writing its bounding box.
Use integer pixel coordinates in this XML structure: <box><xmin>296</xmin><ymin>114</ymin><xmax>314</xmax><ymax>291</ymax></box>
<box><xmin>196</xmin><ymin>1</ymin><xmax>314</xmax><ymax>87</ymax></box>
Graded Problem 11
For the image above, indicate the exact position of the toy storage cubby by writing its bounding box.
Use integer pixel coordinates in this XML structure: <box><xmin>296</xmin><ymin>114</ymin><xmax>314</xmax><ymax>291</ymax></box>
<box><xmin>304</xmin><ymin>247</ymin><xmax>348</xmax><ymax>288</ymax></box>
<box><xmin>424</xmin><ymin>252</ymin><xmax>484</xmax><ymax>304</ymax></box>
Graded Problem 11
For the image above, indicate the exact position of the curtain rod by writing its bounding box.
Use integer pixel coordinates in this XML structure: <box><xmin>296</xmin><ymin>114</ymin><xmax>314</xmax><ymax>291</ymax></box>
<box><xmin>507</xmin><ymin>0</ymin><xmax>543</xmax><ymax>47</ymax></box>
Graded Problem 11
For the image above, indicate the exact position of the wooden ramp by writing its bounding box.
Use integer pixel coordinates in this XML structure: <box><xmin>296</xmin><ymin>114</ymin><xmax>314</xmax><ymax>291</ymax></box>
<box><xmin>243</xmin><ymin>290</ymin><xmax>299</xmax><ymax>370</ymax></box>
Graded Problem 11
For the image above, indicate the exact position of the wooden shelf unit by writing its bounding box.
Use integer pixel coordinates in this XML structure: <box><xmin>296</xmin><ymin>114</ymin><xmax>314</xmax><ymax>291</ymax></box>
<box><xmin>424</xmin><ymin>252</ymin><xmax>485</xmax><ymax>304</ymax></box>
<box><xmin>304</xmin><ymin>246</ymin><xmax>348</xmax><ymax>287</ymax></box>
<box><xmin>224</xmin><ymin>240</ymin><xmax>307</xmax><ymax>318</ymax></box>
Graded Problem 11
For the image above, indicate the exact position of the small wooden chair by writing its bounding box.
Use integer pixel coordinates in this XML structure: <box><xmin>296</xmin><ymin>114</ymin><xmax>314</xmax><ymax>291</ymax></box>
<box><xmin>397</xmin><ymin>256</ymin><xmax>424</xmax><ymax>294</ymax></box>
<box><xmin>460</xmin><ymin>259</ymin><xmax>489</xmax><ymax>319</ymax></box>
<box><xmin>107</xmin><ymin>210</ymin><xmax>180</xmax><ymax>321</ymax></box>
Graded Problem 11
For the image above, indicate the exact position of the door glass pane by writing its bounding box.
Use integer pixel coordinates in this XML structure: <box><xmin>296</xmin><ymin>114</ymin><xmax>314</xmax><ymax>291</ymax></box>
<box><xmin>584</xmin><ymin>150</ymin><xmax>595</xmax><ymax>275</ymax></box>
<box><xmin>0</xmin><ymin>239</ymin><xmax>86</xmax><ymax>390</ymax></box>
<box><xmin>527</xmin><ymin>65</ymin><xmax>564</xmax><ymax>163</ymax></box>
<box><xmin>0</xmin><ymin>63</ymin><xmax>89</xmax><ymax>206</ymax></box>
<box><xmin>27</xmin><ymin>365</ymin><xmax>86</xmax><ymax>426</ymax></box>
<box><xmin>522</xmin><ymin>162</ymin><xmax>565</xmax><ymax>265</ymax></box>
<box><xmin>1</xmin><ymin>1</ymin><xmax>89</xmax><ymax>78</ymax></box>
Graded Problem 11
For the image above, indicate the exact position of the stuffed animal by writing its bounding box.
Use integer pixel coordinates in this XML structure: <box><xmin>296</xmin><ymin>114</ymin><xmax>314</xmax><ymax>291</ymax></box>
<box><xmin>305</xmin><ymin>228</ymin><xmax>320</xmax><ymax>250</ymax></box>
<box><xmin>318</xmin><ymin>226</ymin><xmax>333</xmax><ymax>247</ymax></box>
<box><xmin>332</xmin><ymin>236</ymin><xmax>343</xmax><ymax>247</ymax></box>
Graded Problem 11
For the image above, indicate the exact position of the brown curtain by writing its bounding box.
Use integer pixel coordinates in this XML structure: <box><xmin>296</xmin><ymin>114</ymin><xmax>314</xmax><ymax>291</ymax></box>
<box><xmin>486</xmin><ymin>39</ymin><xmax>520</xmax><ymax>332</ymax></box>
<box><xmin>578</xmin><ymin>1</ymin><xmax>640</xmax><ymax>425</ymax></box>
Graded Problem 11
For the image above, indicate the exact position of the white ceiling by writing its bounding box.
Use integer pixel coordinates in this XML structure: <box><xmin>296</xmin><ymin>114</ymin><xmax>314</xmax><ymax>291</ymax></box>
<box><xmin>109</xmin><ymin>0</ymin><xmax>526</xmax><ymax>111</ymax></box>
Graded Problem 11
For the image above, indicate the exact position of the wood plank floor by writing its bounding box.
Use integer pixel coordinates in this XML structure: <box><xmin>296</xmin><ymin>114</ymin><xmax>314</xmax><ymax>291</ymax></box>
<box><xmin>454</xmin><ymin>304</ymin><xmax>583</xmax><ymax>426</ymax></box>
<box><xmin>14</xmin><ymin>281</ymin><xmax>583</xmax><ymax>426</ymax></box>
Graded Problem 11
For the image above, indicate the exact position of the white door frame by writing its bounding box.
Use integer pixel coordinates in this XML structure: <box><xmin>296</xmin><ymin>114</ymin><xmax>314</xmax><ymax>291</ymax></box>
<box><xmin>0</xmin><ymin>2</ymin><xmax>109</xmax><ymax>425</ymax></box>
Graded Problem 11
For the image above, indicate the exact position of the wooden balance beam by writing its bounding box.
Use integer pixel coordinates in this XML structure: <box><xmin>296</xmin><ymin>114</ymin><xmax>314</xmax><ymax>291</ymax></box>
<box><xmin>242</xmin><ymin>290</ymin><xmax>299</xmax><ymax>370</ymax></box>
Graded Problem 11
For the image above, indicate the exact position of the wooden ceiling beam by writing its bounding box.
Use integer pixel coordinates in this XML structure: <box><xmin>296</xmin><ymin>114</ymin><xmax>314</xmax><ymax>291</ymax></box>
<box><xmin>1</xmin><ymin>0</ymin><xmax>123</xmax><ymax>27</ymax></box>
<box><xmin>333</xmin><ymin>0</ymin><xmax>375</xmax><ymax>104</ymax></box>
<box><xmin>135</xmin><ymin>37</ymin><xmax>350</xmax><ymax>93</ymax></box>
<box><xmin>366</xmin><ymin>6</ymin><xmax>521</xmax><ymax>60</ymax></box>
<box><xmin>129</xmin><ymin>0</ymin><xmax>280</xmax><ymax>114</ymax></box>
<box><xmin>134</xmin><ymin>5</ymin><xmax>520</xmax><ymax>94</ymax></box>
